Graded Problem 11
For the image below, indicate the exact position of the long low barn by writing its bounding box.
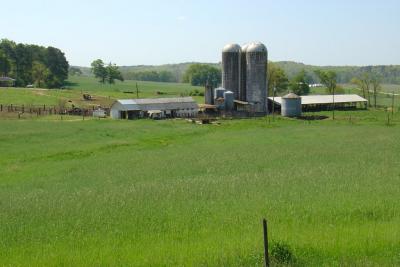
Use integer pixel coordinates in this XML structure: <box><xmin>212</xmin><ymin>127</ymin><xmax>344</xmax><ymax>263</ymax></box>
<box><xmin>268</xmin><ymin>94</ymin><xmax>368</xmax><ymax>111</ymax></box>
<box><xmin>110</xmin><ymin>97</ymin><xmax>198</xmax><ymax>119</ymax></box>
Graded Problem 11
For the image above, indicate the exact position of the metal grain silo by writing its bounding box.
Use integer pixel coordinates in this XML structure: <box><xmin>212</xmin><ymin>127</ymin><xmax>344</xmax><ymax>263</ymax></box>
<box><xmin>281</xmin><ymin>93</ymin><xmax>302</xmax><ymax>117</ymax></box>
<box><xmin>239</xmin><ymin>43</ymin><xmax>251</xmax><ymax>101</ymax></box>
<box><xmin>214</xmin><ymin>87</ymin><xmax>226</xmax><ymax>99</ymax></box>
<box><xmin>222</xmin><ymin>44</ymin><xmax>241</xmax><ymax>100</ymax></box>
<box><xmin>246</xmin><ymin>42</ymin><xmax>268</xmax><ymax>113</ymax></box>
<box><xmin>224</xmin><ymin>90</ymin><xmax>234</xmax><ymax>111</ymax></box>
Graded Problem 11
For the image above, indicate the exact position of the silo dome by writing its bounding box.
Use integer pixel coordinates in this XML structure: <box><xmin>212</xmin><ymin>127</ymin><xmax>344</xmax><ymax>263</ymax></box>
<box><xmin>241</xmin><ymin>43</ymin><xmax>252</xmax><ymax>53</ymax></box>
<box><xmin>247</xmin><ymin>42</ymin><xmax>267</xmax><ymax>53</ymax></box>
<box><xmin>222</xmin><ymin>43</ymin><xmax>241</xmax><ymax>53</ymax></box>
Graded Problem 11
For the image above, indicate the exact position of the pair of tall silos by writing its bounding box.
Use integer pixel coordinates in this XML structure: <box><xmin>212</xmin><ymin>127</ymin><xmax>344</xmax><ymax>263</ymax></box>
<box><xmin>222</xmin><ymin>42</ymin><xmax>268</xmax><ymax>113</ymax></box>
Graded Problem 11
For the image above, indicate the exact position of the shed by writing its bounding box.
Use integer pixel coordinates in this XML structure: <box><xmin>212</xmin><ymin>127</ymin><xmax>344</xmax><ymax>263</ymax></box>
<box><xmin>268</xmin><ymin>94</ymin><xmax>368</xmax><ymax>111</ymax></box>
<box><xmin>110</xmin><ymin>97</ymin><xmax>198</xmax><ymax>119</ymax></box>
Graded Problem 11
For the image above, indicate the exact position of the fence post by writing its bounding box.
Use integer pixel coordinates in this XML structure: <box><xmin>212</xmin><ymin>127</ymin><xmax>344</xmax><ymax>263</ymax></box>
<box><xmin>263</xmin><ymin>219</ymin><xmax>269</xmax><ymax>267</ymax></box>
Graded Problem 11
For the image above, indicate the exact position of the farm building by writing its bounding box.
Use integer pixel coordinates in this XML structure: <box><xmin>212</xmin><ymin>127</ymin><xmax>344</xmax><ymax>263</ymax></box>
<box><xmin>0</xmin><ymin>77</ymin><xmax>15</xmax><ymax>87</ymax></box>
<box><xmin>268</xmin><ymin>94</ymin><xmax>368</xmax><ymax>112</ymax></box>
<box><xmin>110</xmin><ymin>97</ymin><xmax>198</xmax><ymax>119</ymax></box>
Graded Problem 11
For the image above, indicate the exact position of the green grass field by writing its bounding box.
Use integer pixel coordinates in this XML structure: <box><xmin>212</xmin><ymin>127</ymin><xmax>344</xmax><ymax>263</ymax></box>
<box><xmin>1</xmin><ymin>111</ymin><xmax>400</xmax><ymax>266</ymax></box>
<box><xmin>0</xmin><ymin>76</ymin><xmax>204</xmax><ymax>108</ymax></box>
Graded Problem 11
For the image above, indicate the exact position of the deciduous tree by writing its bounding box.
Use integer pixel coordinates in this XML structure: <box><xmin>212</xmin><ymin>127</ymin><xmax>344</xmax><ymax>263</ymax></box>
<box><xmin>289</xmin><ymin>70</ymin><xmax>310</xmax><ymax>96</ymax></box>
<box><xmin>267</xmin><ymin>62</ymin><xmax>289</xmax><ymax>96</ymax></box>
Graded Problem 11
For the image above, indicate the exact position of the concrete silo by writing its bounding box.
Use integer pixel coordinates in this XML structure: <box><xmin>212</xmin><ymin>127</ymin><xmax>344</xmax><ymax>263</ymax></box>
<box><xmin>281</xmin><ymin>93</ymin><xmax>302</xmax><ymax>117</ymax></box>
<box><xmin>239</xmin><ymin>43</ymin><xmax>251</xmax><ymax>101</ymax></box>
<box><xmin>222</xmin><ymin>44</ymin><xmax>241</xmax><ymax>99</ymax></box>
<box><xmin>245</xmin><ymin>42</ymin><xmax>268</xmax><ymax>113</ymax></box>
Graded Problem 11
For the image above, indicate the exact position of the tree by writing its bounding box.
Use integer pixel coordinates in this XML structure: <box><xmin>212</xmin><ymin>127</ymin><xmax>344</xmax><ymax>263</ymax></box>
<box><xmin>0</xmin><ymin>51</ymin><xmax>10</xmax><ymax>76</ymax></box>
<box><xmin>370</xmin><ymin>73</ymin><xmax>382</xmax><ymax>108</ymax></box>
<box><xmin>267</xmin><ymin>62</ymin><xmax>289</xmax><ymax>96</ymax></box>
<box><xmin>32</xmin><ymin>61</ymin><xmax>50</xmax><ymax>88</ymax></box>
<box><xmin>289</xmin><ymin>70</ymin><xmax>310</xmax><ymax>95</ymax></box>
<box><xmin>69</xmin><ymin>67</ymin><xmax>83</xmax><ymax>76</ymax></box>
<box><xmin>351</xmin><ymin>72</ymin><xmax>371</xmax><ymax>106</ymax></box>
<box><xmin>314</xmin><ymin>70</ymin><xmax>337</xmax><ymax>94</ymax></box>
<box><xmin>91</xmin><ymin>59</ymin><xmax>107</xmax><ymax>83</ymax></box>
<box><xmin>45</xmin><ymin>46</ymin><xmax>69</xmax><ymax>88</ymax></box>
<box><xmin>183</xmin><ymin>64</ymin><xmax>221</xmax><ymax>88</ymax></box>
<box><xmin>0</xmin><ymin>39</ymin><xmax>69</xmax><ymax>88</ymax></box>
<box><xmin>105</xmin><ymin>63</ymin><xmax>124</xmax><ymax>84</ymax></box>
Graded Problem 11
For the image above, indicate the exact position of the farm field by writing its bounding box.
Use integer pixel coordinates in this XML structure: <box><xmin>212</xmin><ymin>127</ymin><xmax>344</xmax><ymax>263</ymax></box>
<box><xmin>1</xmin><ymin>111</ymin><xmax>399</xmax><ymax>266</ymax></box>
<box><xmin>0</xmin><ymin>76</ymin><xmax>204</xmax><ymax>108</ymax></box>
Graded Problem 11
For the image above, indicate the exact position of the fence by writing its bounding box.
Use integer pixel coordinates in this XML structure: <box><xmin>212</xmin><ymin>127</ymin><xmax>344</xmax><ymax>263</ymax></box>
<box><xmin>0</xmin><ymin>104</ymin><xmax>110</xmax><ymax>117</ymax></box>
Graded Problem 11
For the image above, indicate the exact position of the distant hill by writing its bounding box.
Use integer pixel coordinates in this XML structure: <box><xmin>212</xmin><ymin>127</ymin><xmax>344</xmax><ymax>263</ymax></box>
<box><xmin>72</xmin><ymin>61</ymin><xmax>400</xmax><ymax>84</ymax></box>
<box><xmin>274</xmin><ymin>61</ymin><xmax>400</xmax><ymax>84</ymax></box>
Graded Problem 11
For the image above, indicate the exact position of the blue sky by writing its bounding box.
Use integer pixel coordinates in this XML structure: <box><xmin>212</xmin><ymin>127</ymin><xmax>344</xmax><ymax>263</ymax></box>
<box><xmin>1</xmin><ymin>0</ymin><xmax>399</xmax><ymax>66</ymax></box>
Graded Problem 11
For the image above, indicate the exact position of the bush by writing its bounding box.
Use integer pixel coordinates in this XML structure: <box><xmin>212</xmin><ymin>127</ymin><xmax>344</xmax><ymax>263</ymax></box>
<box><xmin>270</xmin><ymin>241</ymin><xmax>294</xmax><ymax>265</ymax></box>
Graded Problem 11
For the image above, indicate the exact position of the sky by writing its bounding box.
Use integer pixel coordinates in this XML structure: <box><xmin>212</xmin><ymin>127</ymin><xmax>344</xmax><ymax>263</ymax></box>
<box><xmin>1</xmin><ymin>0</ymin><xmax>399</xmax><ymax>67</ymax></box>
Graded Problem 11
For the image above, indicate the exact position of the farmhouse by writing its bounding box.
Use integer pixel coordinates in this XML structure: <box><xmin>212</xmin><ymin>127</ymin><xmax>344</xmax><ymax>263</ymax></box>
<box><xmin>268</xmin><ymin>94</ymin><xmax>368</xmax><ymax>112</ymax></box>
<box><xmin>110</xmin><ymin>97</ymin><xmax>198</xmax><ymax>119</ymax></box>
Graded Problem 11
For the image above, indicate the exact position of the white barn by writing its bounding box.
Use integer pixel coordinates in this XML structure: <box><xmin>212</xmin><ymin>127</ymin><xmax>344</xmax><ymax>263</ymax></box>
<box><xmin>110</xmin><ymin>97</ymin><xmax>198</xmax><ymax>119</ymax></box>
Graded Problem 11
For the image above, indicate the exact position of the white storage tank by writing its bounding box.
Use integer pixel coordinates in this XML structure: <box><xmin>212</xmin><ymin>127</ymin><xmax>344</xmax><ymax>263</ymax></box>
<box><xmin>281</xmin><ymin>93</ymin><xmax>302</xmax><ymax>117</ymax></box>
<box><xmin>224</xmin><ymin>90</ymin><xmax>234</xmax><ymax>111</ymax></box>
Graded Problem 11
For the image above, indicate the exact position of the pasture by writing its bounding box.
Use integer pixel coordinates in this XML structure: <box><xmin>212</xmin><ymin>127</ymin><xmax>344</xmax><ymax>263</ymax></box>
<box><xmin>0</xmin><ymin>76</ymin><xmax>204</xmax><ymax>109</ymax></box>
<box><xmin>0</xmin><ymin>111</ymin><xmax>399</xmax><ymax>266</ymax></box>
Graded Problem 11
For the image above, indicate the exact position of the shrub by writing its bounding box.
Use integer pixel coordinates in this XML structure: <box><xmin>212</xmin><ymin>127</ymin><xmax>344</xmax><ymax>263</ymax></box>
<box><xmin>271</xmin><ymin>241</ymin><xmax>294</xmax><ymax>265</ymax></box>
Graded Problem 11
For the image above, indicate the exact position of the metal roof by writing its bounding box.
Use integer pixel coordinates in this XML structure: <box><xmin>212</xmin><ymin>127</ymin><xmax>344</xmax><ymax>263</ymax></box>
<box><xmin>268</xmin><ymin>94</ymin><xmax>368</xmax><ymax>105</ymax></box>
<box><xmin>0</xmin><ymin>77</ymin><xmax>15</xmax><ymax>81</ymax></box>
<box><xmin>112</xmin><ymin>97</ymin><xmax>198</xmax><ymax>111</ymax></box>
<box><xmin>117</xmin><ymin>97</ymin><xmax>195</xmax><ymax>105</ymax></box>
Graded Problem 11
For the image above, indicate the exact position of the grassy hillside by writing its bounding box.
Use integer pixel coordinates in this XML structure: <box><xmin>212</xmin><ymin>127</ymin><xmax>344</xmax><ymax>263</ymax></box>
<box><xmin>0</xmin><ymin>111</ymin><xmax>399</xmax><ymax>266</ymax></box>
<box><xmin>0</xmin><ymin>76</ymin><xmax>204</xmax><ymax>108</ymax></box>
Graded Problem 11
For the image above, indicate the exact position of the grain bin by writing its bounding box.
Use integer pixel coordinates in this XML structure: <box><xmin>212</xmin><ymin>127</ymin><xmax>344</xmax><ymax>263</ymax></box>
<box><xmin>224</xmin><ymin>90</ymin><xmax>234</xmax><ymax>111</ymax></box>
<box><xmin>222</xmin><ymin>44</ymin><xmax>241</xmax><ymax>99</ymax></box>
<box><xmin>281</xmin><ymin>93</ymin><xmax>302</xmax><ymax>117</ymax></box>
<box><xmin>246</xmin><ymin>42</ymin><xmax>268</xmax><ymax>113</ymax></box>
<box><xmin>214</xmin><ymin>87</ymin><xmax>226</xmax><ymax>99</ymax></box>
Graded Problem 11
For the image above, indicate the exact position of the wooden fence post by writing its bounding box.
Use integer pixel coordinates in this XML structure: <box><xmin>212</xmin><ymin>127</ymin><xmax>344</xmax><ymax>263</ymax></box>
<box><xmin>263</xmin><ymin>219</ymin><xmax>269</xmax><ymax>267</ymax></box>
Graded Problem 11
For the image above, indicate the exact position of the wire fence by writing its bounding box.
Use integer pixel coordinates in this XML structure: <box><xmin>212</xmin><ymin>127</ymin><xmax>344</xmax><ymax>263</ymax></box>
<box><xmin>0</xmin><ymin>104</ymin><xmax>110</xmax><ymax>117</ymax></box>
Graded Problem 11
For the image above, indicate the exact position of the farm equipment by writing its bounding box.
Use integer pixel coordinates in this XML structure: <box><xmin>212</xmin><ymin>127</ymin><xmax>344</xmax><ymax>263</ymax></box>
<box><xmin>83</xmin><ymin>94</ymin><xmax>92</xmax><ymax>101</ymax></box>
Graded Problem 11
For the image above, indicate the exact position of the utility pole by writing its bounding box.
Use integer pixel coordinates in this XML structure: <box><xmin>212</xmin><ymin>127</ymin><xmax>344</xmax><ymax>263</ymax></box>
<box><xmin>136</xmin><ymin>82</ymin><xmax>139</xmax><ymax>99</ymax></box>
<box><xmin>332</xmin><ymin>85</ymin><xmax>335</xmax><ymax>120</ymax></box>
<box><xmin>392</xmin><ymin>91</ymin><xmax>395</xmax><ymax>117</ymax></box>
<box><xmin>272</xmin><ymin>84</ymin><xmax>276</xmax><ymax>121</ymax></box>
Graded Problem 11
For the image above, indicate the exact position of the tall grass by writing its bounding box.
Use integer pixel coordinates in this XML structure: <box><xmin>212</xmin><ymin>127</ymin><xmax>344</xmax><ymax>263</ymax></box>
<box><xmin>0</xmin><ymin>112</ymin><xmax>399</xmax><ymax>266</ymax></box>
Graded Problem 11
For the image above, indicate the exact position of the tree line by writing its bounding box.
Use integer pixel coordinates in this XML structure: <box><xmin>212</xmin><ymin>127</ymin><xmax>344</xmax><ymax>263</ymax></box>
<box><xmin>0</xmin><ymin>39</ymin><xmax>69</xmax><ymax>88</ymax></box>
<box><xmin>91</xmin><ymin>59</ymin><xmax>124</xmax><ymax>84</ymax></box>
<box><xmin>123</xmin><ymin>70</ymin><xmax>177</xmax><ymax>83</ymax></box>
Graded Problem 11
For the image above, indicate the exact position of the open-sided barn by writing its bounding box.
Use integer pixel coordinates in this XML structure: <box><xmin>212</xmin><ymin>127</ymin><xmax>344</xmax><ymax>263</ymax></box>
<box><xmin>110</xmin><ymin>97</ymin><xmax>198</xmax><ymax>119</ymax></box>
<box><xmin>268</xmin><ymin>94</ymin><xmax>368</xmax><ymax>112</ymax></box>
